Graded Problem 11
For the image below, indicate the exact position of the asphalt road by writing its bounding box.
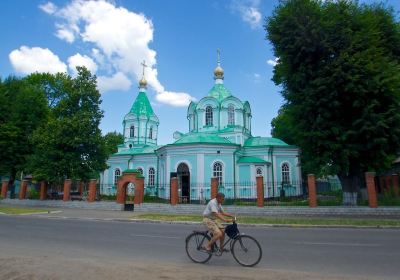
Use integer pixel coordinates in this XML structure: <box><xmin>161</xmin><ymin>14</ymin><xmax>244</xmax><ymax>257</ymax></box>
<box><xmin>0</xmin><ymin>215</ymin><xmax>399</xmax><ymax>279</ymax></box>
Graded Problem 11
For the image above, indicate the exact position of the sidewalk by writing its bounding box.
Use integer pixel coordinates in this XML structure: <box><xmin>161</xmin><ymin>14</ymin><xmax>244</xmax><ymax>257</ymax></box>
<box><xmin>2</xmin><ymin>198</ymin><xmax>400</xmax><ymax>220</ymax></box>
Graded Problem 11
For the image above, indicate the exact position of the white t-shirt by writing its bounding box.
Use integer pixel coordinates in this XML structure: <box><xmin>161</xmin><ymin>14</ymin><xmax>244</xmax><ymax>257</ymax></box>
<box><xmin>203</xmin><ymin>198</ymin><xmax>224</xmax><ymax>219</ymax></box>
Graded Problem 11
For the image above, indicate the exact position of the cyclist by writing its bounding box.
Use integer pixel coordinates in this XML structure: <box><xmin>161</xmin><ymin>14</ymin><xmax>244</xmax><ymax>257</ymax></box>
<box><xmin>202</xmin><ymin>192</ymin><xmax>234</xmax><ymax>253</ymax></box>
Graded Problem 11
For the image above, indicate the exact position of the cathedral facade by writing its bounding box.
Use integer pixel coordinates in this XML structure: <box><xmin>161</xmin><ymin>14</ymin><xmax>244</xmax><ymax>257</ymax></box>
<box><xmin>100</xmin><ymin>59</ymin><xmax>301</xmax><ymax>201</ymax></box>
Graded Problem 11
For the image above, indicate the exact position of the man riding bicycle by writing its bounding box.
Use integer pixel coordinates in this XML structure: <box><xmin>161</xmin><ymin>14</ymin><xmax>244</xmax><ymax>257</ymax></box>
<box><xmin>202</xmin><ymin>192</ymin><xmax>234</xmax><ymax>253</ymax></box>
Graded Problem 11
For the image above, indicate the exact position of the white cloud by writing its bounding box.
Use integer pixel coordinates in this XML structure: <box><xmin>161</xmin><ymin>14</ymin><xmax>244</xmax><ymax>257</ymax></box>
<box><xmin>97</xmin><ymin>72</ymin><xmax>132</xmax><ymax>92</ymax></box>
<box><xmin>39</xmin><ymin>2</ymin><xmax>57</xmax><ymax>14</ymax></box>
<box><xmin>155</xmin><ymin>91</ymin><xmax>196</xmax><ymax>107</ymax></box>
<box><xmin>231</xmin><ymin>0</ymin><xmax>262</xmax><ymax>29</ymax></box>
<box><xmin>254</xmin><ymin>73</ymin><xmax>261</xmax><ymax>79</ymax></box>
<box><xmin>68</xmin><ymin>53</ymin><xmax>98</xmax><ymax>76</ymax></box>
<box><xmin>9</xmin><ymin>46</ymin><xmax>67</xmax><ymax>74</ymax></box>
<box><xmin>39</xmin><ymin>0</ymin><xmax>194</xmax><ymax>106</ymax></box>
<box><xmin>267</xmin><ymin>57</ymin><xmax>279</xmax><ymax>67</ymax></box>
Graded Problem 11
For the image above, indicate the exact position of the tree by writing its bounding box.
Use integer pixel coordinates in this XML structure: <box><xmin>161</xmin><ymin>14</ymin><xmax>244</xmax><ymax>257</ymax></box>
<box><xmin>104</xmin><ymin>131</ymin><xmax>124</xmax><ymax>157</ymax></box>
<box><xmin>0</xmin><ymin>76</ymin><xmax>49</xmax><ymax>186</ymax></box>
<box><xmin>27</xmin><ymin>67</ymin><xmax>108</xmax><ymax>184</ymax></box>
<box><xmin>266</xmin><ymin>0</ymin><xmax>400</xmax><ymax>192</ymax></box>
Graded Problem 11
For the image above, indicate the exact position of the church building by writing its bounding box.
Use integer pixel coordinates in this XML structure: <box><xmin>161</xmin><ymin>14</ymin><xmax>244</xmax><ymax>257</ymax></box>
<box><xmin>100</xmin><ymin>56</ymin><xmax>301</xmax><ymax>201</ymax></box>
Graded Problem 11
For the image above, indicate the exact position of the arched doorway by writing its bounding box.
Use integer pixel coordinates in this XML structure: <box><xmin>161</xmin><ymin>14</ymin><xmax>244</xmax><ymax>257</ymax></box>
<box><xmin>177</xmin><ymin>163</ymin><xmax>190</xmax><ymax>203</ymax></box>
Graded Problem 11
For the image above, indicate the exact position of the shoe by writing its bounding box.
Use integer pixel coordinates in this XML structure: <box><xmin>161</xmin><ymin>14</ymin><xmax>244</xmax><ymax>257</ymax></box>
<box><xmin>200</xmin><ymin>246</ymin><xmax>212</xmax><ymax>254</ymax></box>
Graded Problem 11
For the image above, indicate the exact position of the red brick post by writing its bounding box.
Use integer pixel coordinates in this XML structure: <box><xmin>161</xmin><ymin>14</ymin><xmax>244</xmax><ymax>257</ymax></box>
<box><xmin>392</xmin><ymin>174</ymin><xmax>399</xmax><ymax>197</ymax></box>
<box><xmin>39</xmin><ymin>181</ymin><xmax>47</xmax><ymax>200</ymax></box>
<box><xmin>1</xmin><ymin>180</ymin><xmax>8</xmax><ymax>199</ymax></box>
<box><xmin>307</xmin><ymin>174</ymin><xmax>317</xmax><ymax>207</ymax></box>
<box><xmin>211</xmin><ymin>177</ymin><xmax>218</xmax><ymax>199</ymax></box>
<box><xmin>256</xmin><ymin>176</ymin><xmax>264</xmax><ymax>208</ymax></box>
<box><xmin>134</xmin><ymin>177</ymin><xmax>144</xmax><ymax>205</ymax></box>
<box><xmin>365</xmin><ymin>172</ymin><xmax>377</xmax><ymax>208</ymax></box>
<box><xmin>88</xmin><ymin>179</ymin><xmax>97</xmax><ymax>202</ymax></box>
<box><xmin>170</xmin><ymin>177</ymin><xmax>178</xmax><ymax>205</ymax></box>
<box><xmin>63</xmin><ymin>179</ymin><xmax>71</xmax><ymax>201</ymax></box>
<box><xmin>19</xmin><ymin>180</ymin><xmax>28</xmax><ymax>200</ymax></box>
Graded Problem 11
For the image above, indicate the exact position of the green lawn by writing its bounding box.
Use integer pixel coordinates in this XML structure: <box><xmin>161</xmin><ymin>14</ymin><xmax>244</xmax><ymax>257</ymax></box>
<box><xmin>133</xmin><ymin>213</ymin><xmax>400</xmax><ymax>227</ymax></box>
<box><xmin>0</xmin><ymin>206</ymin><xmax>49</xmax><ymax>215</ymax></box>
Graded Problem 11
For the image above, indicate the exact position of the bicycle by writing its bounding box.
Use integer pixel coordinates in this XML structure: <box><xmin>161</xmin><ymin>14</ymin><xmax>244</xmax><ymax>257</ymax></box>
<box><xmin>185</xmin><ymin>218</ymin><xmax>262</xmax><ymax>267</ymax></box>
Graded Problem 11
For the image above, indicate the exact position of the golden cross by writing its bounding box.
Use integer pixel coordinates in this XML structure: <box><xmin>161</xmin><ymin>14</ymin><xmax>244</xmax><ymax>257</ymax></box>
<box><xmin>217</xmin><ymin>49</ymin><xmax>221</xmax><ymax>65</ymax></box>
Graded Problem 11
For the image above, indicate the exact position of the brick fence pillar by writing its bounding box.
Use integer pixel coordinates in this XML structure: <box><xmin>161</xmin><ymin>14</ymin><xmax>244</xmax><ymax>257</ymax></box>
<box><xmin>39</xmin><ymin>181</ymin><xmax>47</xmax><ymax>200</ymax></box>
<box><xmin>365</xmin><ymin>172</ymin><xmax>377</xmax><ymax>208</ymax></box>
<box><xmin>256</xmin><ymin>176</ymin><xmax>264</xmax><ymax>208</ymax></box>
<box><xmin>1</xmin><ymin>180</ymin><xmax>8</xmax><ymax>199</ymax></box>
<box><xmin>392</xmin><ymin>174</ymin><xmax>399</xmax><ymax>197</ymax></box>
<box><xmin>211</xmin><ymin>177</ymin><xmax>218</xmax><ymax>199</ymax></box>
<box><xmin>88</xmin><ymin>179</ymin><xmax>97</xmax><ymax>202</ymax></box>
<box><xmin>19</xmin><ymin>180</ymin><xmax>28</xmax><ymax>200</ymax></box>
<box><xmin>307</xmin><ymin>174</ymin><xmax>317</xmax><ymax>207</ymax></box>
<box><xmin>170</xmin><ymin>177</ymin><xmax>178</xmax><ymax>206</ymax></box>
<box><xmin>134</xmin><ymin>177</ymin><xmax>144</xmax><ymax>205</ymax></box>
<box><xmin>63</xmin><ymin>179</ymin><xmax>71</xmax><ymax>201</ymax></box>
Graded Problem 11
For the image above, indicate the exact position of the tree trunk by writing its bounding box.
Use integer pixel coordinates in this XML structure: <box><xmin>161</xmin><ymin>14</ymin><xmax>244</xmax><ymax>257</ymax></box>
<box><xmin>338</xmin><ymin>173</ymin><xmax>363</xmax><ymax>206</ymax></box>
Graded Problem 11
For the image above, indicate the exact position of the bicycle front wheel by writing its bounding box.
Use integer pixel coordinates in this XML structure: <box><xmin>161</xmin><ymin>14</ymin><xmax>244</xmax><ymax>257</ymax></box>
<box><xmin>231</xmin><ymin>234</ymin><xmax>262</xmax><ymax>267</ymax></box>
<box><xmin>185</xmin><ymin>232</ymin><xmax>212</xmax><ymax>263</ymax></box>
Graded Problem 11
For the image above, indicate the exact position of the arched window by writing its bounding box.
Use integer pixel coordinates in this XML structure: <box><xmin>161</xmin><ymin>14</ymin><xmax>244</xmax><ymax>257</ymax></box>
<box><xmin>256</xmin><ymin>167</ymin><xmax>263</xmax><ymax>177</ymax></box>
<box><xmin>148</xmin><ymin>167</ymin><xmax>155</xmax><ymax>186</ymax></box>
<box><xmin>149</xmin><ymin>127</ymin><xmax>153</xmax><ymax>139</ymax></box>
<box><xmin>213</xmin><ymin>162</ymin><xmax>223</xmax><ymax>185</ymax></box>
<box><xmin>228</xmin><ymin>105</ymin><xmax>235</xmax><ymax>125</ymax></box>
<box><xmin>137</xmin><ymin>167</ymin><xmax>143</xmax><ymax>175</ymax></box>
<box><xmin>281</xmin><ymin>163</ymin><xmax>290</xmax><ymax>184</ymax></box>
<box><xmin>130</xmin><ymin>125</ymin><xmax>135</xmax><ymax>137</ymax></box>
<box><xmin>114</xmin><ymin>168</ymin><xmax>121</xmax><ymax>185</ymax></box>
<box><xmin>205</xmin><ymin>106</ymin><xmax>213</xmax><ymax>126</ymax></box>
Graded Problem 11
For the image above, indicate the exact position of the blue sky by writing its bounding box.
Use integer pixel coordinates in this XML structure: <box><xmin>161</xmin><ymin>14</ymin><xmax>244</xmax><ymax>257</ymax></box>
<box><xmin>1</xmin><ymin>0</ymin><xmax>399</xmax><ymax>145</ymax></box>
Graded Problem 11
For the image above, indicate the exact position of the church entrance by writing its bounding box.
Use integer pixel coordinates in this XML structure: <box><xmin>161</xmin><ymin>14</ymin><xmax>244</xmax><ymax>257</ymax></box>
<box><xmin>177</xmin><ymin>163</ymin><xmax>190</xmax><ymax>203</ymax></box>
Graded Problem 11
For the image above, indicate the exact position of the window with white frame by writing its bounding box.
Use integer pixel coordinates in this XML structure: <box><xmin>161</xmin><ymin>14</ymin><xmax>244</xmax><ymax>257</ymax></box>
<box><xmin>281</xmin><ymin>163</ymin><xmax>290</xmax><ymax>184</ymax></box>
<box><xmin>130</xmin><ymin>125</ymin><xmax>135</xmax><ymax>137</ymax></box>
<box><xmin>205</xmin><ymin>106</ymin><xmax>213</xmax><ymax>126</ymax></box>
<box><xmin>213</xmin><ymin>162</ymin><xmax>223</xmax><ymax>185</ymax></box>
<box><xmin>256</xmin><ymin>167</ymin><xmax>263</xmax><ymax>177</ymax></box>
<box><xmin>114</xmin><ymin>168</ymin><xmax>121</xmax><ymax>185</ymax></box>
<box><xmin>149</xmin><ymin>127</ymin><xmax>153</xmax><ymax>139</ymax></box>
<box><xmin>148</xmin><ymin>167</ymin><xmax>155</xmax><ymax>186</ymax></box>
<box><xmin>228</xmin><ymin>104</ymin><xmax>235</xmax><ymax>125</ymax></box>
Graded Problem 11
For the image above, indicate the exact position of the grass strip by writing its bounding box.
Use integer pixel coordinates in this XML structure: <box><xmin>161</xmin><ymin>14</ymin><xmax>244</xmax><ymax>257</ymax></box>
<box><xmin>134</xmin><ymin>213</ymin><xmax>400</xmax><ymax>227</ymax></box>
<box><xmin>0</xmin><ymin>206</ymin><xmax>49</xmax><ymax>215</ymax></box>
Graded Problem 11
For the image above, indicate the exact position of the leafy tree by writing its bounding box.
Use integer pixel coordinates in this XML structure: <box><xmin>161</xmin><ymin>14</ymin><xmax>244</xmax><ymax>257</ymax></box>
<box><xmin>266</xmin><ymin>0</ymin><xmax>400</xmax><ymax>192</ymax></box>
<box><xmin>104</xmin><ymin>131</ymin><xmax>124</xmax><ymax>156</ymax></box>
<box><xmin>0</xmin><ymin>76</ymin><xmax>49</xmax><ymax>186</ymax></box>
<box><xmin>28</xmin><ymin>67</ymin><xmax>107</xmax><ymax>184</ymax></box>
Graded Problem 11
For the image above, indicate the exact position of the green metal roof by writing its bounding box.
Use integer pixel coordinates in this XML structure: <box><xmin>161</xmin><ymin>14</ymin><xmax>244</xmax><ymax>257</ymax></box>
<box><xmin>237</xmin><ymin>156</ymin><xmax>270</xmax><ymax>164</ymax></box>
<box><xmin>129</xmin><ymin>91</ymin><xmax>155</xmax><ymax>117</ymax></box>
<box><xmin>113</xmin><ymin>145</ymin><xmax>160</xmax><ymax>156</ymax></box>
<box><xmin>173</xmin><ymin>133</ymin><xmax>235</xmax><ymax>145</ymax></box>
<box><xmin>244</xmin><ymin>137</ymin><xmax>289</xmax><ymax>147</ymax></box>
<box><xmin>208</xmin><ymin>84</ymin><xmax>232</xmax><ymax>102</ymax></box>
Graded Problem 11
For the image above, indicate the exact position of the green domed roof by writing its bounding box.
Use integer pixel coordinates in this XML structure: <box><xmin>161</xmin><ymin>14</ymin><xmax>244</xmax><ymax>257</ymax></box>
<box><xmin>208</xmin><ymin>84</ymin><xmax>232</xmax><ymax>102</ymax></box>
<box><xmin>130</xmin><ymin>91</ymin><xmax>154</xmax><ymax>117</ymax></box>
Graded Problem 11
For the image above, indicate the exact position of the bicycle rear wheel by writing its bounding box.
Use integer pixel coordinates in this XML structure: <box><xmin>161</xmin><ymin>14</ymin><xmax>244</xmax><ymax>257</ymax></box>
<box><xmin>231</xmin><ymin>234</ymin><xmax>262</xmax><ymax>267</ymax></box>
<box><xmin>185</xmin><ymin>232</ymin><xmax>212</xmax><ymax>263</ymax></box>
